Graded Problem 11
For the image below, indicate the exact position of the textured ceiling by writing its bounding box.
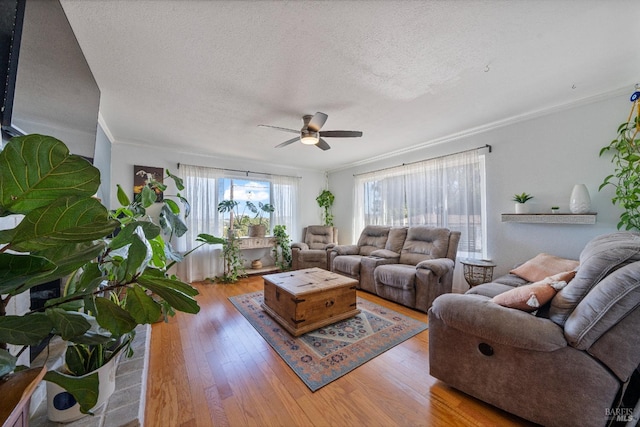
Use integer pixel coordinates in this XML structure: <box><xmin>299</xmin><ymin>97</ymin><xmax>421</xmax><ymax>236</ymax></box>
<box><xmin>60</xmin><ymin>0</ymin><xmax>640</xmax><ymax>171</ymax></box>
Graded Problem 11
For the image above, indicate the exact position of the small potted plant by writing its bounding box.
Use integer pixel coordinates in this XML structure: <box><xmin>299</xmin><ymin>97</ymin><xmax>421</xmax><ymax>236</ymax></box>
<box><xmin>245</xmin><ymin>201</ymin><xmax>275</xmax><ymax>237</ymax></box>
<box><xmin>551</xmin><ymin>206</ymin><xmax>560</xmax><ymax>214</ymax></box>
<box><xmin>513</xmin><ymin>192</ymin><xmax>534</xmax><ymax>214</ymax></box>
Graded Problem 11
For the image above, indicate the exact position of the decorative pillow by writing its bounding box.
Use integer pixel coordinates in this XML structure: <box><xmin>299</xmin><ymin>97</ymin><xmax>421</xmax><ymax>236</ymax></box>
<box><xmin>492</xmin><ymin>270</ymin><xmax>577</xmax><ymax>312</ymax></box>
<box><xmin>510</xmin><ymin>253</ymin><xmax>579</xmax><ymax>282</ymax></box>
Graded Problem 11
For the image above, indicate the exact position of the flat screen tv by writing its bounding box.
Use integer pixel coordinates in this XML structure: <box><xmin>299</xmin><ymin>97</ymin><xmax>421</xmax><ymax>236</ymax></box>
<box><xmin>1</xmin><ymin>0</ymin><xmax>100</xmax><ymax>159</ymax></box>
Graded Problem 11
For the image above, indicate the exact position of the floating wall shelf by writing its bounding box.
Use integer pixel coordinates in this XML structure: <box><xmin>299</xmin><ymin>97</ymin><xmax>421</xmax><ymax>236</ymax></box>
<box><xmin>501</xmin><ymin>213</ymin><xmax>597</xmax><ymax>224</ymax></box>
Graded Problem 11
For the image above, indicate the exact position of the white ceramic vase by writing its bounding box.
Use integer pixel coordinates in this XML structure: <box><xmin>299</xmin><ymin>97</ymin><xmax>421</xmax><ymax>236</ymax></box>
<box><xmin>569</xmin><ymin>184</ymin><xmax>591</xmax><ymax>214</ymax></box>
<box><xmin>515</xmin><ymin>203</ymin><xmax>529</xmax><ymax>214</ymax></box>
<box><xmin>46</xmin><ymin>355</ymin><xmax>119</xmax><ymax>422</ymax></box>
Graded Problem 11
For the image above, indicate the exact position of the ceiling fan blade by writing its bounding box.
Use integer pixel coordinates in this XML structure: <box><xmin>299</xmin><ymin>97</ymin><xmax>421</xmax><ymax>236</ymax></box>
<box><xmin>275</xmin><ymin>136</ymin><xmax>300</xmax><ymax>148</ymax></box>
<box><xmin>316</xmin><ymin>138</ymin><xmax>331</xmax><ymax>151</ymax></box>
<box><xmin>319</xmin><ymin>130</ymin><xmax>363</xmax><ymax>138</ymax></box>
<box><xmin>258</xmin><ymin>124</ymin><xmax>299</xmax><ymax>134</ymax></box>
<box><xmin>307</xmin><ymin>112</ymin><xmax>328</xmax><ymax>132</ymax></box>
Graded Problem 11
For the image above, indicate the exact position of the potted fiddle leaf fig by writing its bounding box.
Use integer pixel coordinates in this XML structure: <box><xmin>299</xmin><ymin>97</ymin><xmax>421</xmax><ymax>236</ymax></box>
<box><xmin>0</xmin><ymin>134</ymin><xmax>223</xmax><ymax>421</ymax></box>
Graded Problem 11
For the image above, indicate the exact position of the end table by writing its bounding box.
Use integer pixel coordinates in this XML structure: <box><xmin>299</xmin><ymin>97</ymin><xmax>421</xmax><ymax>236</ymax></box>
<box><xmin>460</xmin><ymin>258</ymin><xmax>496</xmax><ymax>287</ymax></box>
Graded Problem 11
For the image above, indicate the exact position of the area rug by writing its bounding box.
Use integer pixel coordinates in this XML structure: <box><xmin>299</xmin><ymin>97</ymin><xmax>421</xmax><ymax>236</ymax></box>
<box><xmin>228</xmin><ymin>291</ymin><xmax>428</xmax><ymax>391</ymax></box>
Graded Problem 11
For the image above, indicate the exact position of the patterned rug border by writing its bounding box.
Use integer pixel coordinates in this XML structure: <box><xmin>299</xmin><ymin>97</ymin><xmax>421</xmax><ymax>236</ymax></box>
<box><xmin>228</xmin><ymin>291</ymin><xmax>428</xmax><ymax>391</ymax></box>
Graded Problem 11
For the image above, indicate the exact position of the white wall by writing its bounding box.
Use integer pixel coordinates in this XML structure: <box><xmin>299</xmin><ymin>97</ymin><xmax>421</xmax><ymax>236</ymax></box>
<box><xmin>109</xmin><ymin>142</ymin><xmax>326</xmax><ymax>243</ymax></box>
<box><xmin>93</xmin><ymin>123</ymin><xmax>112</xmax><ymax>205</ymax></box>
<box><xmin>328</xmin><ymin>92</ymin><xmax>627</xmax><ymax>292</ymax></box>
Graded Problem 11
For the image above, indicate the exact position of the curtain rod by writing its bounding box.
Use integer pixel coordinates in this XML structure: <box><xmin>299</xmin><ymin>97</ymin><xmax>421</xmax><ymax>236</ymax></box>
<box><xmin>353</xmin><ymin>144</ymin><xmax>491</xmax><ymax>177</ymax></box>
<box><xmin>177</xmin><ymin>162</ymin><xmax>301</xmax><ymax>180</ymax></box>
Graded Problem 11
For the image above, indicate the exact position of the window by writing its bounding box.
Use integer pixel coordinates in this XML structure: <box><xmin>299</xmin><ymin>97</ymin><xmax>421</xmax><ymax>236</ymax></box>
<box><xmin>354</xmin><ymin>149</ymin><xmax>485</xmax><ymax>256</ymax></box>
<box><xmin>217</xmin><ymin>177</ymin><xmax>272</xmax><ymax>236</ymax></box>
<box><xmin>175</xmin><ymin>164</ymin><xmax>299</xmax><ymax>282</ymax></box>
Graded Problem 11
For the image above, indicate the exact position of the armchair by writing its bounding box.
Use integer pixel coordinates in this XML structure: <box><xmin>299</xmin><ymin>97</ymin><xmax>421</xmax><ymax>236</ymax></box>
<box><xmin>428</xmin><ymin>232</ymin><xmax>640</xmax><ymax>427</ymax></box>
<box><xmin>373</xmin><ymin>226</ymin><xmax>460</xmax><ymax>312</ymax></box>
<box><xmin>291</xmin><ymin>225</ymin><xmax>338</xmax><ymax>270</ymax></box>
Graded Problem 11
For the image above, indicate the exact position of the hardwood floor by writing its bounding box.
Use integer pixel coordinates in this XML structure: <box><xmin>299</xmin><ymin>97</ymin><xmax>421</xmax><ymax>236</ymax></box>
<box><xmin>145</xmin><ymin>275</ymin><xmax>534</xmax><ymax>426</ymax></box>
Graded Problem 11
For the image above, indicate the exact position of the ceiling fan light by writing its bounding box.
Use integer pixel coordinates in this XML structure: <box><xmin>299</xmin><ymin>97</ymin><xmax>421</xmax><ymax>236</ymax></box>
<box><xmin>300</xmin><ymin>134</ymin><xmax>319</xmax><ymax>145</ymax></box>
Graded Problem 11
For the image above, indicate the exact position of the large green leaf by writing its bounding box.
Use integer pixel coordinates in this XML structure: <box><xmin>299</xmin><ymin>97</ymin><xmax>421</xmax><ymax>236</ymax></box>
<box><xmin>44</xmin><ymin>370</ymin><xmax>99</xmax><ymax>414</ymax></box>
<box><xmin>27</xmin><ymin>241</ymin><xmax>106</xmax><ymax>288</ymax></box>
<box><xmin>125</xmin><ymin>286</ymin><xmax>162</xmax><ymax>324</ymax></box>
<box><xmin>124</xmin><ymin>234</ymin><xmax>151</xmax><ymax>281</ymax></box>
<box><xmin>196</xmin><ymin>233</ymin><xmax>226</xmax><ymax>245</ymax></box>
<box><xmin>7</xmin><ymin>196</ymin><xmax>118</xmax><ymax>252</ymax></box>
<box><xmin>0</xmin><ymin>313</ymin><xmax>53</xmax><ymax>345</ymax></box>
<box><xmin>0</xmin><ymin>348</ymin><xmax>17</xmax><ymax>377</ymax></box>
<box><xmin>46</xmin><ymin>308</ymin><xmax>92</xmax><ymax>341</ymax></box>
<box><xmin>109</xmin><ymin>221</ymin><xmax>160</xmax><ymax>251</ymax></box>
<box><xmin>137</xmin><ymin>275</ymin><xmax>200</xmax><ymax>314</ymax></box>
<box><xmin>0</xmin><ymin>253</ymin><xmax>56</xmax><ymax>295</ymax></box>
<box><xmin>94</xmin><ymin>297</ymin><xmax>137</xmax><ymax>336</ymax></box>
<box><xmin>0</xmin><ymin>134</ymin><xmax>100</xmax><ymax>216</ymax></box>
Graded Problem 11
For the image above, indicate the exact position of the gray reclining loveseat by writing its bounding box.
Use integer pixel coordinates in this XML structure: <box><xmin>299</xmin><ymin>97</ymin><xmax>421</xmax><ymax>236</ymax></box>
<box><xmin>330</xmin><ymin>225</ymin><xmax>460</xmax><ymax>312</ymax></box>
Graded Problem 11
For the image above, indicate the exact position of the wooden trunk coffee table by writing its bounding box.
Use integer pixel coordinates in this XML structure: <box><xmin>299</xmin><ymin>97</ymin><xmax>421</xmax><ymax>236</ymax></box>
<box><xmin>262</xmin><ymin>267</ymin><xmax>360</xmax><ymax>336</ymax></box>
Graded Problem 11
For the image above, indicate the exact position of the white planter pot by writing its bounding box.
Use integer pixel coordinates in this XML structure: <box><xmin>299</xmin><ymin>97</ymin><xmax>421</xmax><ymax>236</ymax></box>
<box><xmin>569</xmin><ymin>184</ymin><xmax>591</xmax><ymax>214</ymax></box>
<box><xmin>515</xmin><ymin>203</ymin><xmax>530</xmax><ymax>214</ymax></box>
<box><xmin>46</xmin><ymin>355</ymin><xmax>119</xmax><ymax>422</ymax></box>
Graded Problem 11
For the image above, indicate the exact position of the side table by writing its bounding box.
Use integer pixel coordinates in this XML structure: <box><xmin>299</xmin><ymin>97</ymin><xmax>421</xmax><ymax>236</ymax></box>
<box><xmin>460</xmin><ymin>258</ymin><xmax>496</xmax><ymax>287</ymax></box>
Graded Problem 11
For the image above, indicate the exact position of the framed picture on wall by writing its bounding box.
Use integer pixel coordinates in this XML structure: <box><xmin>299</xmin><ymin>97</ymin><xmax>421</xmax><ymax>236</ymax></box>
<box><xmin>133</xmin><ymin>165</ymin><xmax>164</xmax><ymax>202</ymax></box>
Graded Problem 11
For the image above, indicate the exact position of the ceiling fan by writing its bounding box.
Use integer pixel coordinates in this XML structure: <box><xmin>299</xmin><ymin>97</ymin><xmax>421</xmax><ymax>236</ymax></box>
<box><xmin>258</xmin><ymin>112</ymin><xmax>363</xmax><ymax>151</ymax></box>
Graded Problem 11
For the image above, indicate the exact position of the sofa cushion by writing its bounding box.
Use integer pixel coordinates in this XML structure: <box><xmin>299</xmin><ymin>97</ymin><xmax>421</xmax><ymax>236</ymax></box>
<box><xmin>385</xmin><ymin>227</ymin><xmax>407</xmax><ymax>253</ymax></box>
<box><xmin>493</xmin><ymin>273</ymin><xmax>531</xmax><ymax>288</ymax></box>
<box><xmin>492</xmin><ymin>271</ymin><xmax>576</xmax><ymax>312</ymax></box>
<box><xmin>549</xmin><ymin>231</ymin><xmax>640</xmax><ymax>326</ymax></box>
<box><xmin>305</xmin><ymin>225</ymin><xmax>334</xmax><ymax>250</ymax></box>
<box><xmin>510</xmin><ymin>253</ymin><xmax>579</xmax><ymax>282</ymax></box>
<box><xmin>297</xmin><ymin>249</ymin><xmax>327</xmax><ymax>263</ymax></box>
<box><xmin>467</xmin><ymin>282</ymin><xmax>517</xmax><ymax>298</ymax></box>
<box><xmin>399</xmin><ymin>227</ymin><xmax>451</xmax><ymax>265</ymax></box>
<box><xmin>374</xmin><ymin>264</ymin><xmax>416</xmax><ymax>290</ymax></box>
<box><xmin>356</xmin><ymin>226</ymin><xmax>390</xmax><ymax>255</ymax></box>
<box><xmin>333</xmin><ymin>255</ymin><xmax>364</xmax><ymax>277</ymax></box>
<box><xmin>565</xmin><ymin>260</ymin><xmax>640</xmax><ymax>350</ymax></box>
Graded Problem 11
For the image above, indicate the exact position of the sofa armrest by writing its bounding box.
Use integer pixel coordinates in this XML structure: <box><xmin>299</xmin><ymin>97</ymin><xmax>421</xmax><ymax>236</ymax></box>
<box><xmin>429</xmin><ymin>294</ymin><xmax>567</xmax><ymax>351</ymax></box>
<box><xmin>325</xmin><ymin>243</ymin><xmax>336</xmax><ymax>250</ymax></box>
<box><xmin>291</xmin><ymin>242</ymin><xmax>310</xmax><ymax>250</ymax></box>
<box><xmin>416</xmin><ymin>258</ymin><xmax>454</xmax><ymax>277</ymax></box>
<box><xmin>332</xmin><ymin>244</ymin><xmax>359</xmax><ymax>255</ymax></box>
<box><xmin>370</xmin><ymin>249</ymin><xmax>400</xmax><ymax>260</ymax></box>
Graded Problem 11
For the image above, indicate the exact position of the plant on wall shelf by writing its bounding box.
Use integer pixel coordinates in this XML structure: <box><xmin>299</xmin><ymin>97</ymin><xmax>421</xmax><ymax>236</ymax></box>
<box><xmin>512</xmin><ymin>192</ymin><xmax>533</xmax><ymax>214</ymax></box>
<box><xmin>316</xmin><ymin>189</ymin><xmax>335</xmax><ymax>226</ymax></box>
<box><xmin>600</xmin><ymin>89</ymin><xmax>640</xmax><ymax>230</ymax></box>
<box><xmin>512</xmin><ymin>192</ymin><xmax>534</xmax><ymax>204</ymax></box>
<box><xmin>272</xmin><ymin>225</ymin><xmax>292</xmax><ymax>271</ymax></box>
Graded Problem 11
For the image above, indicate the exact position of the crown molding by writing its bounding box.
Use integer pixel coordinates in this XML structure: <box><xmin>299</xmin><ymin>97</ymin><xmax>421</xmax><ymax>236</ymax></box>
<box><xmin>326</xmin><ymin>85</ymin><xmax>631</xmax><ymax>174</ymax></box>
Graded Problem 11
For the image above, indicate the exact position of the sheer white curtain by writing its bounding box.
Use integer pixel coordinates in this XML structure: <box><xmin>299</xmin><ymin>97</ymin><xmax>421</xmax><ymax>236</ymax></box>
<box><xmin>272</xmin><ymin>174</ymin><xmax>299</xmax><ymax>239</ymax></box>
<box><xmin>354</xmin><ymin>167</ymin><xmax>407</xmax><ymax>234</ymax></box>
<box><xmin>405</xmin><ymin>149</ymin><xmax>482</xmax><ymax>254</ymax></box>
<box><xmin>175</xmin><ymin>164</ymin><xmax>223</xmax><ymax>282</ymax></box>
<box><xmin>354</xmin><ymin>149</ymin><xmax>483</xmax><ymax>254</ymax></box>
